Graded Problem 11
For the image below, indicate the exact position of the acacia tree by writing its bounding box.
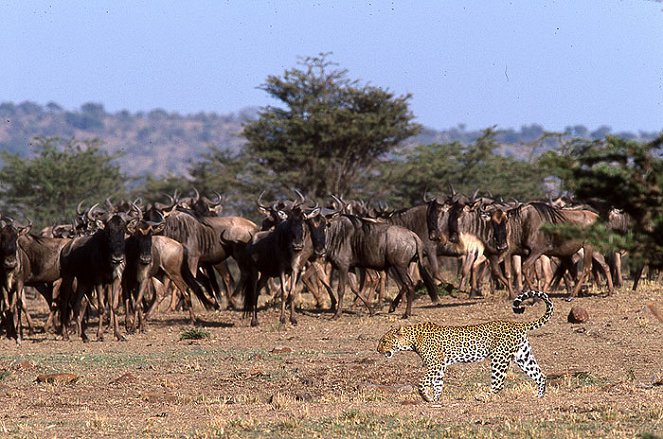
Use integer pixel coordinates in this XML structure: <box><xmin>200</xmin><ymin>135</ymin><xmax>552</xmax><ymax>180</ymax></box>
<box><xmin>243</xmin><ymin>53</ymin><xmax>420</xmax><ymax>198</ymax></box>
<box><xmin>0</xmin><ymin>136</ymin><xmax>126</xmax><ymax>227</ymax></box>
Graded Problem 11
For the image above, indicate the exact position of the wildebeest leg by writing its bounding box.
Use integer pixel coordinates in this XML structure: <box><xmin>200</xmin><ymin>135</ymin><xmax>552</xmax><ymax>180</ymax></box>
<box><xmin>168</xmin><ymin>275</ymin><xmax>197</xmax><ymax>325</ymax></box>
<box><xmin>288</xmin><ymin>269</ymin><xmax>301</xmax><ymax>326</ymax></box>
<box><xmin>570</xmin><ymin>249</ymin><xmax>593</xmax><ymax>297</ymax></box>
<box><xmin>316</xmin><ymin>262</ymin><xmax>336</xmax><ymax>311</ymax></box>
<box><xmin>200</xmin><ymin>263</ymin><xmax>223</xmax><ymax>307</ymax></box>
<box><xmin>631</xmin><ymin>263</ymin><xmax>644</xmax><ymax>291</ymax></box>
<box><xmin>511</xmin><ymin>255</ymin><xmax>523</xmax><ymax>292</ymax></box>
<box><xmin>214</xmin><ymin>261</ymin><xmax>235</xmax><ymax>306</ymax></box>
<box><xmin>19</xmin><ymin>290</ymin><xmax>35</xmax><ymax>336</ymax></box>
<box><xmin>488</xmin><ymin>254</ymin><xmax>515</xmax><ymax>298</ymax></box>
<box><xmin>75</xmin><ymin>292</ymin><xmax>90</xmax><ymax>342</ymax></box>
<box><xmin>145</xmin><ymin>278</ymin><xmax>165</xmax><ymax>320</ymax></box>
<box><xmin>57</xmin><ymin>280</ymin><xmax>73</xmax><ymax>341</ymax></box>
<box><xmin>249</xmin><ymin>273</ymin><xmax>269</xmax><ymax>327</ymax></box>
<box><xmin>95</xmin><ymin>285</ymin><xmax>106</xmax><ymax>341</ymax></box>
<box><xmin>278</xmin><ymin>272</ymin><xmax>289</xmax><ymax>325</ymax></box>
<box><xmin>591</xmin><ymin>252</ymin><xmax>614</xmax><ymax>295</ymax></box>
<box><xmin>391</xmin><ymin>265</ymin><xmax>415</xmax><ymax>318</ymax></box>
<box><xmin>133</xmin><ymin>279</ymin><xmax>150</xmax><ymax>332</ymax></box>
<box><xmin>301</xmin><ymin>264</ymin><xmax>325</xmax><ymax>309</ymax></box>
<box><xmin>469</xmin><ymin>255</ymin><xmax>486</xmax><ymax>298</ymax></box>
<box><xmin>332</xmin><ymin>267</ymin><xmax>349</xmax><ymax>320</ymax></box>
<box><xmin>108</xmin><ymin>280</ymin><xmax>124</xmax><ymax>341</ymax></box>
<box><xmin>610</xmin><ymin>251</ymin><xmax>624</xmax><ymax>288</ymax></box>
<box><xmin>9</xmin><ymin>285</ymin><xmax>23</xmax><ymax>345</ymax></box>
<box><xmin>357</xmin><ymin>269</ymin><xmax>375</xmax><ymax>310</ymax></box>
<box><xmin>521</xmin><ymin>251</ymin><xmax>546</xmax><ymax>292</ymax></box>
<box><xmin>376</xmin><ymin>270</ymin><xmax>387</xmax><ymax>310</ymax></box>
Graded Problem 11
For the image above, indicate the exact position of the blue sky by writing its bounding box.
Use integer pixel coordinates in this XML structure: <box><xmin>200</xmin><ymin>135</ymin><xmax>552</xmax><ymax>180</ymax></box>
<box><xmin>3</xmin><ymin>1</ymin><xmax>662</xmax><ymax>132</ymax></box>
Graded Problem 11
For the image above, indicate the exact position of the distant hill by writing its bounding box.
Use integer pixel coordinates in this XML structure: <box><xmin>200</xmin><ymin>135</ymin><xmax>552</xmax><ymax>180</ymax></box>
<box><xmin>0</xmin><ymin>101</ymin><xmax>252</xmax><ymax>177</ymax></box>
<box><xmin>1</xmin><ymin>101</ymin><xmax>660</xmax><ymax>177</ymax></box>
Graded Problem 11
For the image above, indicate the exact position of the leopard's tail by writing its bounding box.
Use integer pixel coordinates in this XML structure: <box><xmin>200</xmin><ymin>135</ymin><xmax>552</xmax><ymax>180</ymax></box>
<box><xmin>512</xmin><ymin>290</ymin><xmax>553</xmax><ymax>331</ymax></box>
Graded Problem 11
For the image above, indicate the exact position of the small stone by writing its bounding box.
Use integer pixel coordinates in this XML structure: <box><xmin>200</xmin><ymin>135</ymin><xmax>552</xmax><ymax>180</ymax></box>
<box><xmin>568</xmin><ymin>306</ymin><xmax>589</xmax><ymax>323</ymax></box>
<box><xmin>36</xmin><ymin>373</ymin><xmax>79</xmax><ymax>384</ymax></box>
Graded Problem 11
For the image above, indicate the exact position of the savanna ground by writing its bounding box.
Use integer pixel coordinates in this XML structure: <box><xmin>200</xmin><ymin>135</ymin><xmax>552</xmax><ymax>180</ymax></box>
<box><xmin>0</xmin><ymin>280</ymin><xmax>661</xmax><ymax>438</ymax></box>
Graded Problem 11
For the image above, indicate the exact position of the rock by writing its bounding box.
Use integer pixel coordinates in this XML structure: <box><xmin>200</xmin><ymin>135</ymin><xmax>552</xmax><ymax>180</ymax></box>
<box><xmin>271</xmin><ymin>346</ymin><xmax>292</xmax><ymax>354</ymax></box>
<box><xmin>36</xmin><ymin>373</ymin><xmax>79</xmax><ymax>384</ymax></box>
<box><xmin>300</xmin><ymin>377</ymin><xmax>315</xmax><ymax>386</ymax></box>
<box><xmin>568</xmin><ymin>306</ymin><xmax>589</xmax><ymax>323</ymax></box>
<box><xmin>109</xmin><ymin>372</ymin><xmax>138</xmax><ymax>384</ymax></box>
<box><xmin>294</xmin><ymin>392</ymin><xmax>315</xmax><ymax>402</ymax></box>
<box><xmin>14</xmin><ymin>360</ymin><xmax>36</xmax><ymax>371</ymax></box>
<box><xmin>647</xmin><ymin>302</ymin><xmax>663</xmax><ymax>323</ymax></box>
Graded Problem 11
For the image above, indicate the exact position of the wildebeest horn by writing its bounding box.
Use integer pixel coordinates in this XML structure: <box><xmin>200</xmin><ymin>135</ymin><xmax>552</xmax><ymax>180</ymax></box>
<box><xmin>471</xmin><ymin>188</ymin><xmax>479</xmax><ymax>201</ymax></box>
<box><xmin>129</xmin><ymin>202</ymin><xmax>143</xmax><ymax>220</ymax></box>
<box><xmin>292</xmin><ymin>189</ymin><xmax>306</xmax><ymax>208</ymax></box>
<box><xmin>192</xmin><ymin>188</ymin><xmax>200</xmax><ymax>203</ymax></box>
<box><xmin>87</xmin><ymin>203</ymin><xmax>102</xmax><ymax>221</ymax></box>
<box><xmin>76</xmin><ymin>200</ymin><xmax>86</xmax><ymax>215</ymax></box>
<box><xmin>330</xmin><ymin>195</ymin><xmax>348</xmax><ymax>214</ymax></box>
<box><xmin>256</xmin><ymin>191</ymin><xmax>270</xmax><ymax>210</ymax></box>
<box><xmin>105</xmin><ymin>197</ymin><xmax>114</xmax><ymax>212</ymax></box>
<box><xmin>210</xmin><ymin>191</ymin><xmax>224</xmax><ymax>206</ymax></box>
<box><xmin>448</xmin><ymin>183</ymin><xmax>456</xmax><ymax>197</ymax></box>
<box><xmin>144</xmin><ymin>209</ymin><xmax>164</xmax><ymax>226</ymax></box>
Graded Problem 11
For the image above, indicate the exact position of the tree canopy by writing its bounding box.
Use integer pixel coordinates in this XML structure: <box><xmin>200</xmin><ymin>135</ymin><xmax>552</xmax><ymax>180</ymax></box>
<box><xmin>0</xmin><ymin>137</ymin><xmax>126</xmax><ymax>228</ymax></box>
<box><xmin>539</xmin><ymin>134</ymin><xmax>663</xmax><ymax>265</ymax></box>
<box><xmin>242</xmin><ymin>53</ymin><xmax>420</xmax><ymax>198</ymax></box>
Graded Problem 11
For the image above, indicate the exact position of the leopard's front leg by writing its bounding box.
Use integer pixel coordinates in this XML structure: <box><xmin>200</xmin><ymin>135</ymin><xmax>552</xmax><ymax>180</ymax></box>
<box><xmin>419</xmin><ymin>365</ymin><xmax>446</xmax><ymax>402</ymax></box>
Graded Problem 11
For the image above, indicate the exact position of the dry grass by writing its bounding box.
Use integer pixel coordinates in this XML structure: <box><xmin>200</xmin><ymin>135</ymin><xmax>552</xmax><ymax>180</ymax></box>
<box><xmin>0</xmin><ymin>283</ymin><xmax>661</xmax><ymax>437</ymax></box>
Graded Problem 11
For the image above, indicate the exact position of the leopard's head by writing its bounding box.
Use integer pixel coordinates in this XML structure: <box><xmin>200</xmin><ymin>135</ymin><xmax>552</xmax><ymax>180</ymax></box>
<box><xmin>377</xmin><ymin>326</ymin><xmax>414</xmax><ymax>359</ymax></box>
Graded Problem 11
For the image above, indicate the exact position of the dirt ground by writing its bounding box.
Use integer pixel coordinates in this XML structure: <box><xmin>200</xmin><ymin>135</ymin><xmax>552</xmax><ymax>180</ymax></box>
<box><xmin>0</xmin><ymin>283</ymin><xmax>661</xmax><ymax>438</ymax></box>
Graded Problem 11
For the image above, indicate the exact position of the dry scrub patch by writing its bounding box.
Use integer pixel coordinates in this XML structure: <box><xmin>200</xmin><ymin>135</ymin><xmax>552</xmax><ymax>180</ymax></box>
<box><xmin>0</xmin><ymin>285</ymin><xmax>660</xmax><ymax>437</ymax></box>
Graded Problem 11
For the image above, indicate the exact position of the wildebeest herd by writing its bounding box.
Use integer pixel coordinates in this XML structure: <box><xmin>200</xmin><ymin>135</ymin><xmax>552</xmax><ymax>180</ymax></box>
<box><xmin>0</xmin><ymin>188</ymin><xmax>632</xmax><ymax>345</ymax></box>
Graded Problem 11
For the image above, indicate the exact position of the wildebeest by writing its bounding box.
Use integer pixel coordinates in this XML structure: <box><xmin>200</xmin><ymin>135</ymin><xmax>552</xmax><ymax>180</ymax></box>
<box><xmin>241</xmin><ymin>203</ymin><xmax>324</xmax><ymax>327</ymax></box>
<box><xmin>322</xmin><ymin>214</ymin><xmax>438</xmax><ymax>319</ymax></box>
<box><xmin>377</xmin><ymin>204</ymin><xmax>449</xmax><ymax>284</ymax></box>
<box><xmin>58</xmin><ymin>212</ymin><xmax>131</xmax><ymax>341</ymax></box>
<box><xmin>159</xmin><ymin>195</ymin><xmax>257</xmax><ymax>310</ymax></box>
<box><xmin>487</xmin><ymin>202</ymin><xmax>614</xmax><ymax>297</ymax></box>
<box><xmin>123</xmin><ymin>210</ymin><xmax>210</xmax><ymax>332</ymax></box>
<box><xmin>0</xmin><ymin>220</ymin><xmax>33</xmax><ymax>343</ymax></box>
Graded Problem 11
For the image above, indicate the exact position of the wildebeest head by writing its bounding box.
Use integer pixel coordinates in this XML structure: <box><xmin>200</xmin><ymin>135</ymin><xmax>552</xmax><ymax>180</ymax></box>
<box><xmin>486</xmin><ymin>208</ymin><xmax>509</xmax><ymax>252</ymax></box>
<box><xmin>126</xmin><ymin>207</ymin><xmax>165</xmax><ymax>265</ymax></box>
<box><xmin>284</xmin><ymin>207</ymin><xmax>308</xmax><ymax>252</ymax></box>
<box><xmin>304</xmin><ymin>207</ymin><xmax>327</xmax><ymax>258</ymax></box>
<box><xmin>425</xmin><ymin>198</ymin><xmax>451</xmax><ymax>243</ymax></box>
<box><xmin>0</xmin><ymin>222</ymin><xmax>31</xmax><ymax>271</ymax></box>
<box><xmin>446</xmin><ymin>193</ymin><xmax>473</xmax><ymax>244</ymax></box>
<box><xmin>104</xmin><ymin>215</ymin><xmax>127</xmax><ymax>268</ymax></box>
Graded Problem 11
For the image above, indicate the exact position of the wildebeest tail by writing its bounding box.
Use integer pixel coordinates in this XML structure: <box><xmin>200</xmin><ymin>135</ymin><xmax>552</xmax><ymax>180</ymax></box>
<box><xmin>416</xmin><ymin>239</ymin><xmax>439</xmax><ymax>303</ymax></box>
<box><xmin>512</xmin><ymin>290</ymin><xmax>553</xmax><ymax>331</ymax></box>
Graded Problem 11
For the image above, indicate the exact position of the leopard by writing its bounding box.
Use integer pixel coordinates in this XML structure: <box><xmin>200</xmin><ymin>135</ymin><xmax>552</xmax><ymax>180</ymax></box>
<box><xmin>377</xmin><ymin>290</ymin><xmax>553</xmax><ymax>402</ymax></box>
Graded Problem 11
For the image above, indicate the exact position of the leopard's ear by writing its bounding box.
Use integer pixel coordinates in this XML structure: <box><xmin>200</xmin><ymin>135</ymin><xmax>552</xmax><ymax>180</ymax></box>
<box><xmin>396</xmin><ymin>326</ymin><xmax>407</xmax><ymax>335</ymax></box>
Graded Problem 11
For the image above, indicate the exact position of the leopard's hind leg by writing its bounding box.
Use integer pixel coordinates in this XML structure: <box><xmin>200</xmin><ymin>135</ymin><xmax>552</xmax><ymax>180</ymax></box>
<box><xmin>489</xmin><ymin>353</ymin><xmax>512</xmax><ymax>394</ymax></box>
<box><xmin>514</xmin><ymin>340</ymin><xmax>546</xmax><ymax>397</ymax></box>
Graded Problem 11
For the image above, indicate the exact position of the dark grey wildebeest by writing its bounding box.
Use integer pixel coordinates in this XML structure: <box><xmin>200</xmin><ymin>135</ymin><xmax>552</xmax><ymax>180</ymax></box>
<box><xmin>323</xmin><ymin>214</ymin><xmax>438</xmax><ymax>319</ymax></box>
<box><xmin>240</xmin><ymin>205</ymin><xmax>325</xmax><ymax>327</ymax></box>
